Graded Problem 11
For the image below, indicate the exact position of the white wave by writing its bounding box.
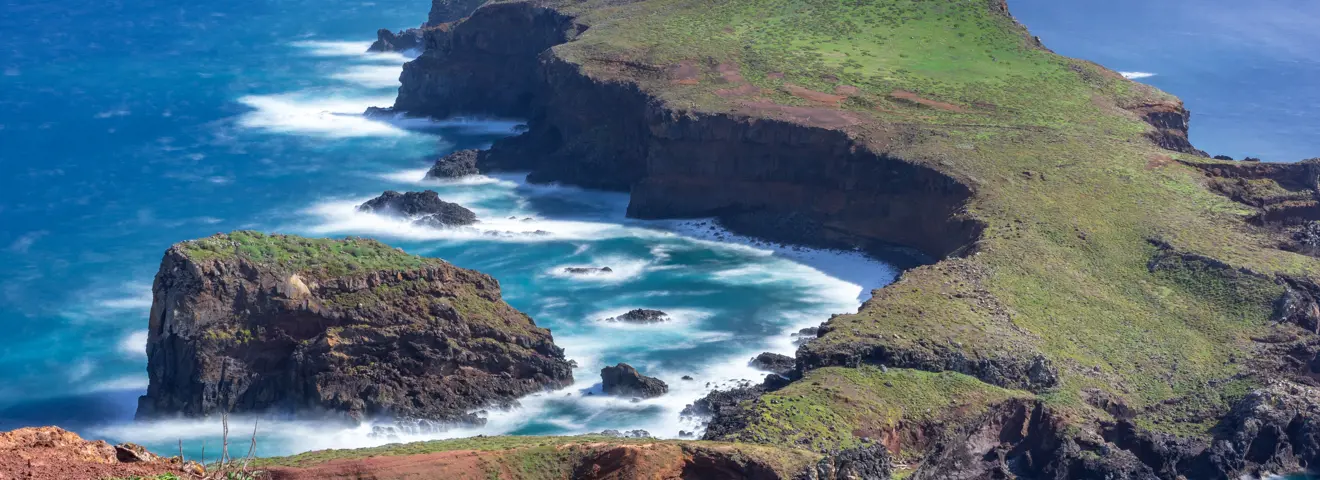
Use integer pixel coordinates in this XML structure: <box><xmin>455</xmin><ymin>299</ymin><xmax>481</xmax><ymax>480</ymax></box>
<box><xmin>88</xmin><ymin>375</ymin><xmax>149</xmax><ymax>393</ymax></box>
<box><xmin>288</xmin><ymin>40</ymin><xmax>411</xmax><ymax>64</ymax></box>
<box><xmin>1121</xmin><ymin>71</ymin><xmax>1156</xmax><ymax>79</ymax></box>
<box><xmin>95</xmin><ymin>285</ymin><xmax>153</xmax><ymax>310</ymax></box>
<box><xmin>330</xmin><ymin>65</ymin><xmax>403</xmax><ymax>89</ymax></box>
<box><xmin>545</xmin><ymin>256</ymin><xmax>651</xmax><ymax>284</ymax></box>
<box><xmin>300</xmin><ymin>198</ymin><xmax>649</xmax><ymax>243</ymax></box>
<box><xmin>236</xmin><ymin>93</ymin><xmax>405</xmax><ymax>137</ymax></box>
<box><xmin>118</xmin><ymin>330</ymin><xmax>149</xmax><ymax>358</ymax></box>
<box><xmin>376</xmin><ymin>168</ymin><xmax>518</xmax><ymax>188</ymax></box>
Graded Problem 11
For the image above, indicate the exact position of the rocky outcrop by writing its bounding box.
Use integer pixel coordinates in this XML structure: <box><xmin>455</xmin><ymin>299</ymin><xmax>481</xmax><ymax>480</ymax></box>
<box><xmin>393</xmin><ymin>3</ymin><xmax>980</xmax><ymax>259</ymax></box>
<box><xmin>425</xmin><ymin>149</ymin><xmax>481</xmax><ymax>179</ymax></box>
<box><xmin>749</xmin><ymin>352</ymin><xmax>795</xmax><ymax>377</ymax></box>
<box><xmin>806</xmin><ymin>445</ymin><xmax>894</xmax><ymax>480</ymax></box>
<box><xmin>368</xmin><ymin>28</ymin><xmax>424</xmax><ymax>53</ymax></box>
<box><xmin>395</xmin><ymin>3</ymin><xmax>578</xmax><ymax>118</ymax></box>
<box><xmin>136</xmin><ymin>232</ymin><xmax>574</xmax><ymax>424</ymax></box>
<box><xmin>605</xmin><ymin>309</ymin><xmax>669</xmax><ymax>324</ymax></box>
<box><xmin>426</xmin><ymin>0</ymin><xmax>488</xmax><ymax>26</ymax></box>
<box><xmin>0</xmin><ymin>427</ymin><xmax>186</xmax><ymax>479</ymax></box>
<box><xmin>600</xmin><ymin>363</ymin><xmax>667</xmax><ymax>398</ymax></box>
<box><xmin>1128</xmin><ymin>101</ymin><xmax>1208</xmax><ymax>156</ymax></box>
<box><xmin>357</xmin><ymin>190</ymin><xmax>477</xmax><ymax>227</ymax></box>
<box><xmin>1277</xmin><ymin>275</ymin><xmax>1320</xmax><ymax>333</ymax></box>
<box><xmin>1186</xmin><ymin>158</ymin><xmax>1320</xmax><ymax>226</ymax></box>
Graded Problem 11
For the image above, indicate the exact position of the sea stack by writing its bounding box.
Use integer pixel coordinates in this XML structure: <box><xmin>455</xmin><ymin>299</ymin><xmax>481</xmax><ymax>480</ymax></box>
<box><xmin>135</xmin><ymin>231</ymin><xmax>574</xmax><ymax>423</ymax></box>
<box><xmin>600</xmin><ymin>363</ymin><xmax>667</xmax><ymax>399</ymax></box>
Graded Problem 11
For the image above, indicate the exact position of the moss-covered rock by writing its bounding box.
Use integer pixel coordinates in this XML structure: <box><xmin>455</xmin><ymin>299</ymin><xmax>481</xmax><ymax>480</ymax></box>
<box><xmin>137</xmin><ymin>231</ymin><xmax>574</xmax><ymax>424</ymax></box>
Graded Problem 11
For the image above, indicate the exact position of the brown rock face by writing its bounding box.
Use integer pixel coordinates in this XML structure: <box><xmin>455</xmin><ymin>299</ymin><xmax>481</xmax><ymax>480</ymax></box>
<box><xmin>395</xmin><ymin>4</ymin><xmax>980</xmax><ymax>259</ymax></box>
<box><xmin>1129</xmin><ymin>101</ymin><xmax>1208</xmax><ymax>156</ymax></box>
<box><xmin>0</xmin><ymin>427</ymin><xmax>179</xmax><ymax>479</ymax></box>
<box><xmin>135</xmin><ymin>234</ymin><xmax>574</xmax><ymax>424</ymax></box>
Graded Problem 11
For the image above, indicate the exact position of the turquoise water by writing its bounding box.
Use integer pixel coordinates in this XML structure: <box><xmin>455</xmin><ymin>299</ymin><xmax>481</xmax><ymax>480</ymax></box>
<box><xmin>0</xmin><ymin>0</ymin><xmax>897</xmax><ymax>457</ymax></box>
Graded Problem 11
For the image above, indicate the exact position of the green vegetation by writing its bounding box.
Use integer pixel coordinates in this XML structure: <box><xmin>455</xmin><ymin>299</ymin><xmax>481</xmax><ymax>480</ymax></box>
<box><xmin>178</xmin><ymin>231</ymin><xmax>443</xmax><ymax>278</ymax></box>
<box><xmin>505</xmin><ymin>0</ymin><xmax>1320</xmax><ymax>453</ymax></box>
<box><xmin>725</xmin><ymin>366</ymin><xmax>1029</xmax><ymax>456</ymax></box>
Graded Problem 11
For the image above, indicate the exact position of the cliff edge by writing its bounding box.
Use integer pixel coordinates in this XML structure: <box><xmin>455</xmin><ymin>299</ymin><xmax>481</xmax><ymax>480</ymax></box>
<box><xmin>135</xmin><ymin>231</ymin><xmax>574</xmax><ymax>424</ymax></box>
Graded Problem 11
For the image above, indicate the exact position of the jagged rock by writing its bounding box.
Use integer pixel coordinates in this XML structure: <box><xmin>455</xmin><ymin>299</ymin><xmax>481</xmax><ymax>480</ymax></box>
<box><xmin>425</xmin><ymin>149</ymin><xmax>481</xmax><ymax>179</ymax></box>
<box><xmin>1244</xmin><ymin>156</ymin><xmax>1263</xmax><ymax>162</ymax></box>
<box><xmin>563</xmin><ymin>266</ymin><xmax>612</xmax><ymax>275</ymax></box>
<box><xmin>357</xmin><ymin>190</ymin><xmax>477</xmax><ymax>227</ymax></box>
<box><xmin>749</xmin><ymin>352</ymin><xmax>795</xmax><ymax>376</ymax></box>
<box><xmin>136</xmin><ymin>232</ymin><xmax>574</xmax><ymax>423</ymax></box>
<box><xmin>112</xmin><ymin>443</ymin><xmax>158</xmax><ymax>463</ymax></box>
<box><xmin>1276</xmin><ymin>275</ymin><xmax>1320</xmax><ymax>333</ymax></box>
<box><xmin>809</xmin><ymin>445</ymin><xmax>894</xmax><ymax>480</ymax></box>
<box><xmin>600</xmin><ymin>363</ymin><xmax>667</xmax><ymax>399</ymax></box>
<box><xmin>1213</xmin><ymin>155</ymin><xmax>1234</xmax><ymax>161</ymax></box>
<box><xmin>368</xmin><ymin>28</ymin><xmax>423</xmax><ymax>53</ymax></box>
<box><xmin>681</xmin><ymin>375</ymin><xmax>693</xmax><ymax>380</ymax></box>
<box><xmin>605</xmin><ymin>309</ymin><xmax>669</xmax><ymax>324</ymax></box>
<box><xmin>426</xmin><ymin>0</ymin><xmax>488</xmax><ymax>26</ymax></box>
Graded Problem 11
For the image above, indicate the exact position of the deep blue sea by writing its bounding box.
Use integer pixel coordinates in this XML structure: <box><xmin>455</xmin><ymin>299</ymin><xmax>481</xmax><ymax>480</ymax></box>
<box><xmin>0</xmin><ymin>0</ymin><xmax>1314</xmax><ymax>461</ymax></box>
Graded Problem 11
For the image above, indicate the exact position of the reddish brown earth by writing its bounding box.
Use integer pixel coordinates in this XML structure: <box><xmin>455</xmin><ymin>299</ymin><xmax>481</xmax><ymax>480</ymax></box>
<box><xmin>0</xmin><ymin>427</ymin><xmax>182</xmax><ymax>479</ymax></box>
<box><xmin>264</xmin><ymin>450</ymin><xmax>492</xmax><ymax>479</ymax></box>
<box><xmin>888</xmin><ymin>90</ymin><xmax>967</xmax><ymax>112</ymax></box>
<box><xmin>668</xmin><ymin>61</ymin><xmax>699</xmax><ymax>85</ymax></box>
<box><xmin>783</xmin><ymin>83</ymin><xmax>847</xmax><ymax>106</ymax></box>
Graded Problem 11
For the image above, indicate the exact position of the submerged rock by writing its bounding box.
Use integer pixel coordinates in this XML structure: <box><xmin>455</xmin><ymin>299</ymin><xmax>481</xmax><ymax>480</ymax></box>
<box><xmin>563</xmin><ymin>266</ymin><xmax>613</xmax><ymax>275</ymax></box>
<box><xmin>748</xmin><ymin>352</ymin><xmax>795</xmax><ymax>376</ymax></box>
<box><xmin>425</xmin><ymin>149</ymin><xmax>481</xmax><ymax>179</ymax></box>
<box><xmin>357</xmin><ymin>190</ymin><xmax>477</xmax><ymax>227</ymax></box>
<box><xmin>600</xmin><ymin>363</ymin><xmax>667</xmax><ymax>399</ymax></box>
<box><xmin>135</xmin><ymin>231</ymin><xmax>574</xmax><ymax>423</ymax></box>
<box><xmin>367</xmin><ymin>28</ymin><xmax>423</xmax><ymax>53</ymax></box>
<box><xmin>605</xmin><ymin>309</ymin><xmax>669</xmax><ymax>324</ymax></box>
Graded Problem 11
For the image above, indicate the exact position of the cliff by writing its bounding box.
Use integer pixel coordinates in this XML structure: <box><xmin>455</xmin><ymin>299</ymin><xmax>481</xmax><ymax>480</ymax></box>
<box><xmin>384</xmin><ymin>0</ymin><xmax>1320</xmax><ymax>476</ymax></box>
<box><xmin>135</xmin><ymin>231</ymin><xmax>573</xmax><ymax>424</ymax></box>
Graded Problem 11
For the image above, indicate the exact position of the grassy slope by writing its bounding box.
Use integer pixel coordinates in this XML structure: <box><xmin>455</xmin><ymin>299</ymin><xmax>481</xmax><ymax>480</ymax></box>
<box><xmin>519</xmin><ymin>0</ymin><xmax>1320</xmax><ymax>448</ymax></box>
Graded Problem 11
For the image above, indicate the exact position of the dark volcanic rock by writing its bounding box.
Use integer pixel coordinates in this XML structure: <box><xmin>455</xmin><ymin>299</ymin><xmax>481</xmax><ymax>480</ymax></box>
<box><xmin>684</xmin><ymin>383</ymin><xmax>766</xmax><ymax>440</ymax></box>
<box><xmin>1276</xmin><ymin>274</ymin><xmax>1320</xmax><ymax>333</ymax></box>
<box><xmin>135</xmin><ymin>232</ymin><xmax>574</xmax><ymax>423</ymax></box>
<box><xmin>426</xmin><ymin>0</ymin><xmax>488</xmax><ymax>26</ymax></box>
<box><xmin>748</xmin><ymin>352</ymin><xmax>795</xmax><ymax>377</ymax></box>
<box><xmin>1213</xmin><ymin>155</ymin><xmax>1234</xmax><ymax>161</ymax></box>
<box><xmin>357</xmin><ymin>190</ymin><xmax>477</xmax><ymax>227</ymax></box>
<box><xmin>425</xmin><ymin>149</ymin><xmax>481</xmax><ymax>179</ymax></box>
<box><xmin>368</xmin><ymin>28</ymin><xmax>423</xmax><ymax>53</ymax></box>
<box><xmin>810</xmin><ymin>445</ymin><xmax>895</xmax><ymax>480</ymax></box>
<box><xmin>562</xmin><ymin>266</ymin><xmax>612</xmax><ymax>275</ymax></box>
<box><xmin>605</xmin><ymin>309</ymin><xmax>668</xmax><ymax>324</ymax></box>
<box><xmin>600</xmin><ymin>363</ymin><xmax>667</xmax><ymax>399</ymax></box>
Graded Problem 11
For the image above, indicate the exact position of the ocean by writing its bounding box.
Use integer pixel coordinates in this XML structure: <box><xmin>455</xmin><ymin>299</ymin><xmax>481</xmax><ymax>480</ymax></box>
<box><xmin>0</xmin><ymin>0</ymin><xmax>1313</xmax><ymax>460</ymax></box>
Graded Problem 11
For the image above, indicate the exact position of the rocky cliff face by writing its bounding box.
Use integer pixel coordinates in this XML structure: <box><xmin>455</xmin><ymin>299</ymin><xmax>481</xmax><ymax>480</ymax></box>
<box><xmin>396</xmin><ymin>3</ymin><xmax>980</xmax><ymax>259</ymax></box>
<box><xmin>135</xmin><ymin>232</ymin><xmax>573</xmax><ymax>424</ymax></box>
<box><xmin>426</xmin><ymin>0</ymin><xmax>488</xmax><ymax>26</ymax></box>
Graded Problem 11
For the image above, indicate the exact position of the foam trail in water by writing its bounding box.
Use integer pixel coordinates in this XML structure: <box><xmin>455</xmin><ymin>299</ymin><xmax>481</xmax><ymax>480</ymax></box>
<box><xmin>236</xmin><ymin>94</ymin><xmax>405</xmax><ymax>137</ymax></box>
<box><xmin>330</xmin><ymin>65</ymin><xmax>403</xmax><ymax>89</ymax></box>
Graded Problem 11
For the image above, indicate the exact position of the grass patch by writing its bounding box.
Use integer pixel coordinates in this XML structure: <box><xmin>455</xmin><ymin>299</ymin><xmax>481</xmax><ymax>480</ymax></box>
<box><xmin>178</xmin><ymin>231</ymin><xmax>443</xmax><ymax>278</ymax></box>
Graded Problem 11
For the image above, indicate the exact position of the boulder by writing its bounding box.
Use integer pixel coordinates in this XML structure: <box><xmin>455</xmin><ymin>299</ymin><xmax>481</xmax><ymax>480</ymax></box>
<box><xmin>600</xmin><ymin>363</ymin><xmax>667</xmax><ymax>399</ymax></box>
<box><xmin>367</xmin><ymin>28</ymin><xmax>424</xmax><ymax>53</ymax></box>
<box><xmin>748</xmin><ymin>352</ymin><xmax>795</xmax><ymax>376</ymax></box>
<box><xmin>357</xmin><ymin>190</ymin><xmax>477</xmax><ymax>227</ymax></box>
<box><xmin>425</xmin><ymin>149</ymin><xmax>481</xmax><ymax>179</ymax></box>
<box><xmin>1213</xmin><ymin>155</ymin><xmax>1234</xmax><ymax>161</ymax></box>
<box><xmin>605</xmin><ymin>309</ymin><xmax>669</xmax><ymax>324</ymax></box>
